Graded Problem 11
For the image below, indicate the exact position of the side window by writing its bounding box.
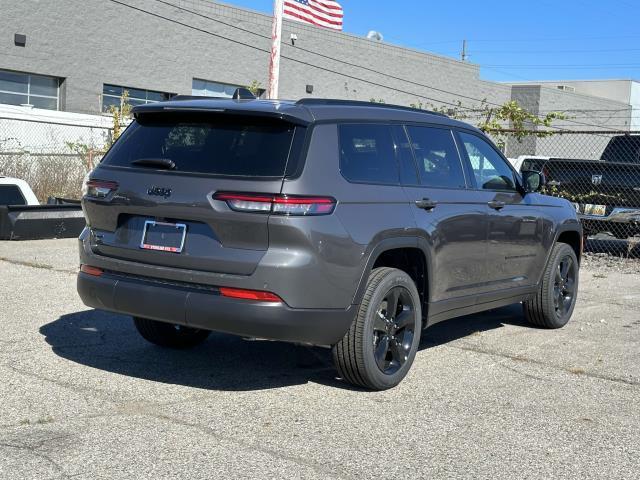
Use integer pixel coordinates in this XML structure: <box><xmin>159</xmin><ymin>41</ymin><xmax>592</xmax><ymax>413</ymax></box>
<box><xmin>0</xmin><ymin>185</ymin><xmax>27</xmax><ymax>206</ymax></box>
<box><xmin>406</xmin><ymin>126</ymin><xmax>466</xmax><ymax>189</ymax></box>
<box><xmin>458</xmin><ymin>132</ymin><xmax>517</xmax><ymax>191</ymax></box>
<box><xmin>391</xmin><ymin>125</ymin><xmax>419</xmax><ymax>185</ymax></box>
<box><xmin>339</xmin><ymin>124</ymin><xmax>399</xmax><ymax>185</ymax></box>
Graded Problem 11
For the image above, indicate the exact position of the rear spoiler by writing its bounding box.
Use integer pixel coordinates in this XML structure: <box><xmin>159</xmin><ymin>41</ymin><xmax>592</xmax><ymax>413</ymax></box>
<box><xmin>132</xmin><ymin>104</ymin><xmax>310</xmax><ymax>127</ymax></box>
<box><xmin>132</xmin><ymin>90</ymin><xmax>312</xmax><ymax>126</ymax></box>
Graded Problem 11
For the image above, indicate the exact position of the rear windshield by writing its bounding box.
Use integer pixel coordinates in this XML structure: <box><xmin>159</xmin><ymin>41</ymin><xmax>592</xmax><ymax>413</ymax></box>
<box><xmin>101</xmin><ymin>115</ymin><xmax>297</xmax><ymax>177</ymax></box>
<box><xmin>601</xmin><ymin>136</ymin><xmax>640</xmax><ymax>164</ymax></box>
<box><xmin>0</xmin><ymin>184</ymin><xmax>27</xmax><ymax>205</ymax></box>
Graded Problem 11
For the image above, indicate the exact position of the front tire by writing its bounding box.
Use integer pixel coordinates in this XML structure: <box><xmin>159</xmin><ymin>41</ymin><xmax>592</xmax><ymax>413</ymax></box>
<box><xmin>133</xmin><ymin>317</ymin><xmax>210</xmax><ymax>349</ymax></box>
<box><xmin>333</xmin><ymin>267</ymin><xmax>422</xmax><ymax>390</ymax></box>
<box><xmin>523</xmin><ymin>243</ymin><xmax>579</xmax><ymax>329</ymax></box>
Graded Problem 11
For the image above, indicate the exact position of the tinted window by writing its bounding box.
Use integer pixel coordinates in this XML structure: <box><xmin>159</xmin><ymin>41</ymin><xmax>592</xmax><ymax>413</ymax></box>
<box><xmin>406</xmin><ymin>126</ymin><xmax>466</xmax><ymax>189</ymax></box>
<box><xmin>339</xmin><ymin>124</ymin><xmax>399</xmax><ymax>185</ymax></box>
<box><xmin>392</xmin><ymin>125</ymin><xmax>419</xmax><ymax>185</ymax></box>
<box><xmin>601</xmin><ymin>136</ymin><xmax>640</xmax><ymax>163</ymax></box>
<box><xmin>102</xmin><ymin>116</ymin><xmax>297</xmax><ymax>177</ymax></box>
<box><xmin>0</xmin><ymin>185</ymin><xmax>27</xmax><ymax>205</ymax></box>
<box><xmin>458</xmin><ymin>132</ymin><xmax>517</xmax><ymax>191</ymax></box>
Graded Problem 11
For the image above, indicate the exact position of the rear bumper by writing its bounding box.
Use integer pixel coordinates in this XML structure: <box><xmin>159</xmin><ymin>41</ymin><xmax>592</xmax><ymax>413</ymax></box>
<box><xmin>77</xmin><ymin>271</ymin><xmax>355</xmax><ymax>346</ymax></box>
<box><xmin>578</xmin><ymin>206</ymin><xmax>640</xmax><ymax>223</ymax></box>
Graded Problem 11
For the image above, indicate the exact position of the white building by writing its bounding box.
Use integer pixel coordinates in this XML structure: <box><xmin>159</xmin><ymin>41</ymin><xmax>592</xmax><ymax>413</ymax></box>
<box><xmin>507</xmin><ymin>79</ymin><xmax>640</xmax><ymax>130</ymax></box>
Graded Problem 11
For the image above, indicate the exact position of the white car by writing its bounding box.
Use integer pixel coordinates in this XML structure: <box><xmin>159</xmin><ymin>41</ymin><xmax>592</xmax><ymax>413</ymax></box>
<box><xmin>508</xmin><ymin>155</ymin><xmax>551</xmax><ymax>173</ymax></box>
<box><xmin>0</xmin><ymin>176</ymin><xmax>40</xmax><ymax>206</ymax></box>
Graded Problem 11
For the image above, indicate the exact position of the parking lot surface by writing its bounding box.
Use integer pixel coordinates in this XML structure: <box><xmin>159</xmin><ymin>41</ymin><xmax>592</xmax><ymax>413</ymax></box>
<box><xmin>1</xmin><ymin>239</ymin><xmax>639</xmax><ymax>479</ymax></box>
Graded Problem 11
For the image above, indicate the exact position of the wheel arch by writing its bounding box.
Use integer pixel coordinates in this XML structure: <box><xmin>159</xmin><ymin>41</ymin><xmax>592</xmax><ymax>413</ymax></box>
<box><xmin>352</xmin><ymin>238</ymin><xmax>432</xmax><ymax>317</ymax></box>
<box><xmin>535</xmin><ymin>224</ymin><xmax>583</xmax><ymax>286</ymax></box>
<box><xmin>557</xmin><ymin>229</ymin><xmax>582</xmax><ymax>264</ymax></box>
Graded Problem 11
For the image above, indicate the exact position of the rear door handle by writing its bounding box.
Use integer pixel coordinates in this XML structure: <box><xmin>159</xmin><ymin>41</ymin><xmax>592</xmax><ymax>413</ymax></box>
<box><xmin>415</xmin><ymin>198</ymin><xmax>437</xmax><ymax>210</ymax></box>
<box><xmin>488</xmin><ymin>200</ymin><xmax>506</xmax><ymax>210</ymax></box>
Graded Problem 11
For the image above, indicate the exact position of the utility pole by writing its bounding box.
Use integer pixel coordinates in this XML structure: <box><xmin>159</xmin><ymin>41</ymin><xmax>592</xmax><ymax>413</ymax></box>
<box><xmin>267</xmin><ymin>0</ymin><xmax>284</xmax><ymax>99</ymax></box>
<box><xmin>461</xmin><ymin>39</ymin><xmax>468</xmax><ymax>62</ymax></box>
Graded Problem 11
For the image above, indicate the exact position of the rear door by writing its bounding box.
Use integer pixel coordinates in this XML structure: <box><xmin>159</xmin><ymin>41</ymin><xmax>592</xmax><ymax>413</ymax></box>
<box><xmin>83</xmin><ymin>112</ymin><xmax>303</xmax><ymax>275</ymax></box>
<box><xmin>398</xmin><ymin>124</ymin><xmax>489</xmax><ymax>304</ymax></box>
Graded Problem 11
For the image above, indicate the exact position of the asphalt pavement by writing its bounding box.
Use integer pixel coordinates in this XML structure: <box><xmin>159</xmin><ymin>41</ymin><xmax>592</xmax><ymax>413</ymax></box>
<box><xmin>0</xmin><ymin>239</ymin><xmax>638</xmax><ymax>479</ymax></box>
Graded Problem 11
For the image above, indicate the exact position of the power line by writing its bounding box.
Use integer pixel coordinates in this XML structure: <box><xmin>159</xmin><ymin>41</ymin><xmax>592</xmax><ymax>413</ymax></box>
<box><xmin>152</xmin><ymin>0</ymin><xmax>637</xmax><ymax>133</ymax></box>
<box><xmin>154</xmin><ymin>1</ymin><xmax>637</xmax><ymax>132</ymax></box>
<box><xmin>148</xmin><ymin>1</ymin><xmax>556</xmax><ymax>116</ymax></box>
<box><xmin>151</xmin><ymin>0</ymin><xmax>490</xmax><ymax>109</ymax></box>
<box><xmin>485</xmin><ymin>64</ymin><xmax>640</xmax><ymax>69</ymax></box>
<box><xmin>107</xmin><ymin>0</ymin><xmax>625</xmax><ymax>131</ymax></box>
<box><xmin>107</xmin><ymin>0</ymin><xmax>469</xmax><ymax>109</ymax></box>
<box><xmin>464</xmin><ymin>47</ymin><xmax>640</xmax><ymax>55</ymax></box>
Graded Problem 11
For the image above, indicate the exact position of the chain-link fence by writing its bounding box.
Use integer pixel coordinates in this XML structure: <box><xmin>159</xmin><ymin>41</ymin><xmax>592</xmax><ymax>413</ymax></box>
<box><xmin>508</xmin><ymin>130</ymin><xmax>640</xmax><ymax>260</ymax></box>
<box><xmin>2</xmin><ymin>115</ymin><xmax>639</xmax><ymax>260</ymax></box>
<box><xmin>0</xmin><ymin>116</ymin><xmax>111</xmax><ymax>202</ymax></box>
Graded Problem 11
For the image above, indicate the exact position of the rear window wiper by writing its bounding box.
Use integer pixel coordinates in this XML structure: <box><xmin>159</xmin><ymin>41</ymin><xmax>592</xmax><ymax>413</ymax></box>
<box><xmin>131</xmin><ymin>158</ymin><xmax>176</xmax><ymax>170</ymax></box>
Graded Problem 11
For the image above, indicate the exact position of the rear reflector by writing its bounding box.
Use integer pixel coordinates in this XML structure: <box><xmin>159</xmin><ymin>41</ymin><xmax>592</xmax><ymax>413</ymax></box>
<box><xmin>219</xmin><ymin>287</ymin><xmax>282</xmax><ymax>302</ymax></box>
<box><xmin>213</xmin><ymin>192</ymin><xmax>336</xmax><ymax>216</ymax></box>
<box><xmin>80</xmin><ymin>264</ymin><xmax>104</xmax><ymax>276</ymax></box>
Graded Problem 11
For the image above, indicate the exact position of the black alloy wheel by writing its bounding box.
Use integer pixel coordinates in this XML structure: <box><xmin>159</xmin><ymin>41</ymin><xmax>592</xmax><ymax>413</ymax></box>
<box><xmin>333</xmin><ymin>267</ymin><xmax>422</xmax><ymax>390</ymax></box>
<box><xmin>372</xmin><ymin>286</ymin><xmax>417</xmax><ymax>375</ymax></box>
<box><xmin>553</xmin><ymin>255</ymin><xmax>577</xmax><ymax>317</ymax></box>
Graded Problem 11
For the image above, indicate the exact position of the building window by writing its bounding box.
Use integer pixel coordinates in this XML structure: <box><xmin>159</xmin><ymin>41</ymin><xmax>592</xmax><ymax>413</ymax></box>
<box><xmin>192</xmin><ymin>79</ymin><xmax>241</xmax><ymax>98</ymax></box>
<box><xmin>102</xmin><ymin>84</ymin><xmax>175</xmax><ymax>112</ymax></box>
<box><xmin>0</xmin><ymin>69</ymin><xmax>61</xmax><ymax>110</ymax></box>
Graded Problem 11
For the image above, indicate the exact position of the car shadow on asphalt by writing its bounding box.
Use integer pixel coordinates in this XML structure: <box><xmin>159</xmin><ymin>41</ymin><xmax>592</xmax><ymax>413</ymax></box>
<box><xmin>40</xmin><ymin>304</ymin><xmax>527</xmax><ymax>392</ymax></box>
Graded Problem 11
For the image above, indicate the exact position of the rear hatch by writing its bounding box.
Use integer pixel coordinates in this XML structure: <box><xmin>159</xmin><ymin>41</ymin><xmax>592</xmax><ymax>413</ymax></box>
<box><xmin>82</xmin><ymin>110</ymin><xmax>306</xmax><ymax>275</ymax></box>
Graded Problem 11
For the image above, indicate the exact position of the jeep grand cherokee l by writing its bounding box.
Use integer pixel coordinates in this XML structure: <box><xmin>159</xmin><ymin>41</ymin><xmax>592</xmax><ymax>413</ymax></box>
<box><xmin>78</xmin><ymin>98</ymin><xmax>582</xmax><ymax>390</ymax></box>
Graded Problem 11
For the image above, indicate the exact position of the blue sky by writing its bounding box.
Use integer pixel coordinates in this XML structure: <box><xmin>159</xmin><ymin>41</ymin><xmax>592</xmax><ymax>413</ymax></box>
<box><xmin>225</xmin><ymin>0</ymin><xmax>640</xmax><ymax>82</ymax></box>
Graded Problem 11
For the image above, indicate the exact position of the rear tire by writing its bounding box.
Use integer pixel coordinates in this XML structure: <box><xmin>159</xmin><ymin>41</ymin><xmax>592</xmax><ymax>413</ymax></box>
<box><xmin>523</xmin><ymin>243</ymin><xmax>579</xmax><ymax>329</ymax></box>
<box><xmin>333</xmin><ymin>267</ymin><xmax>422</xmax><ymax>390</ymax></box>
<box><xmin>133</xmin><ymin>317</ymin><xmax>210</xmax><ymax>349</ymax></box>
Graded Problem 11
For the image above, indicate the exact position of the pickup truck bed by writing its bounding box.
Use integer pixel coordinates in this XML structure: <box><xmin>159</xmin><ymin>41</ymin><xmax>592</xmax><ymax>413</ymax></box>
<box><xmin>0</xmin><ymin>203</ymin><xmax>85</xmax><ymax>240</ymax></box>
<box><xmin>520</xmin><ymin>157</ymin><xmax>640</xmax><ymax>239</ymax></box>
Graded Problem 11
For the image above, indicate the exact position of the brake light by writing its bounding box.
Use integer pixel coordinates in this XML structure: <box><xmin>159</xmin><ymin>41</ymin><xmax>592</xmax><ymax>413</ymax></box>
<box><xmin>82</xmin><ymin>179</ymin><xmax>119</xmax><ymax>199</ymax></box>
<box><xmin>219</xmin><ymin>287</ymin><xmax>282</xmax><ymax>302</ymax></box>
<box><xmin>213</xmin><ymin>192</ymin><xmax>336</xmax><ymax>216</ymax></box>
<box><xmin>80</xmin><ymin>264</ymin><xmax>104</xmax><ymax>276</ymax></box>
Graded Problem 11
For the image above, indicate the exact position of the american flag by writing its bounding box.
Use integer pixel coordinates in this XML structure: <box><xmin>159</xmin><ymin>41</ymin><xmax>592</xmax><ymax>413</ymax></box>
<box><xmin>283</xmin><ymin>0</ymin><xmax>344</xmax><ymax>31</ymax></box>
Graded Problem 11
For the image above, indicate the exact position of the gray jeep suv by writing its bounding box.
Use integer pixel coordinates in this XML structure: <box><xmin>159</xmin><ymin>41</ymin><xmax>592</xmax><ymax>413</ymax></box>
<box><xmin>77</xmin><ymin>98</ymin><xmax>582</xmax><ymax>390</ymax></box>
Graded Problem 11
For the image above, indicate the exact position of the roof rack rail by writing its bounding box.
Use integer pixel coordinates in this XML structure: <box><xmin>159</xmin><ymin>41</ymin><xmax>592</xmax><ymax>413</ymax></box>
<box><xmin>295</xmin><ymin>98</ymin><xmax>448</xmax><ymax>117</ymax></box>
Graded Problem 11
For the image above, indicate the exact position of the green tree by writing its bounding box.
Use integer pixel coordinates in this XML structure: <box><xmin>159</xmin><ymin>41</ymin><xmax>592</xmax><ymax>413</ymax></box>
<box><xmin>410</xmin><ymin>99</ymin><xmax>566</xmax><ymax>151</ymax></box>
<box><xmin>107</xmin><ymin>90</ymin><xmax>132</xmax><ymax>144</ymax></box>
<box><xmin>246</xmin><ymin>80</ymin><xmax>263</xmax><ymax>97</ymax></box>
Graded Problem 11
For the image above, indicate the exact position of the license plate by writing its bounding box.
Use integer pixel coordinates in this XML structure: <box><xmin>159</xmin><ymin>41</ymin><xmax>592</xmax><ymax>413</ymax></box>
<box><xmin>583</xmin><ymin>204</ymin><xmax>607</xmax><ymax>216</ymax></box>
<box><xmin>140</xmin><ymin>220</ymin><xmax>187</xmax><ymax>253</ymax></box>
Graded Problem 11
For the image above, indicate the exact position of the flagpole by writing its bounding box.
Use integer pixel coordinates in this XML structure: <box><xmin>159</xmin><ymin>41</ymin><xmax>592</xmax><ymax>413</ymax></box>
<box><xmin>267</xmin><ymin>0</ymin><xmax>284</xmax><ymax>99</ymax></box>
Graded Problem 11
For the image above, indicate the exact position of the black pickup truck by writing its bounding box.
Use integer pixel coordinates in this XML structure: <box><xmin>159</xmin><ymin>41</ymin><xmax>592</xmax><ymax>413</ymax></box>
<box><xmin>0</xmin><ymin>176</ymin><xmax>85</xmax><ymax>240</ymax></box>
<box><xmin>517</xmin><ymin>135</ymin><xmax>640</xmax><ymax>239</ymax></box>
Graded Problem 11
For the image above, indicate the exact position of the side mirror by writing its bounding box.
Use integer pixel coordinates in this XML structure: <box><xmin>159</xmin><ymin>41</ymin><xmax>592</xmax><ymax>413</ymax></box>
<box><xmin>522</xmin><ymin>170</ymin><xmax>545</xmax><ymax>193</ymax></box>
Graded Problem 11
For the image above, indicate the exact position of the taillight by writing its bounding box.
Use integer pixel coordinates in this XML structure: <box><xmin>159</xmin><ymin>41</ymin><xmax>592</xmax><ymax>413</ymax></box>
<box><xmin>219</xmin><ymin>287</ymin><xmax>282</xmax><ymax>302</ymax></box>
<box><xmin>213</xmin><ymin>192</ymin><xmax>336</xmax><ymax>216</ymax></box>
<box><xmin>82</xmin><ymin>179</ymin><xmax>118</xmax><ymax>199</ymax></box>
